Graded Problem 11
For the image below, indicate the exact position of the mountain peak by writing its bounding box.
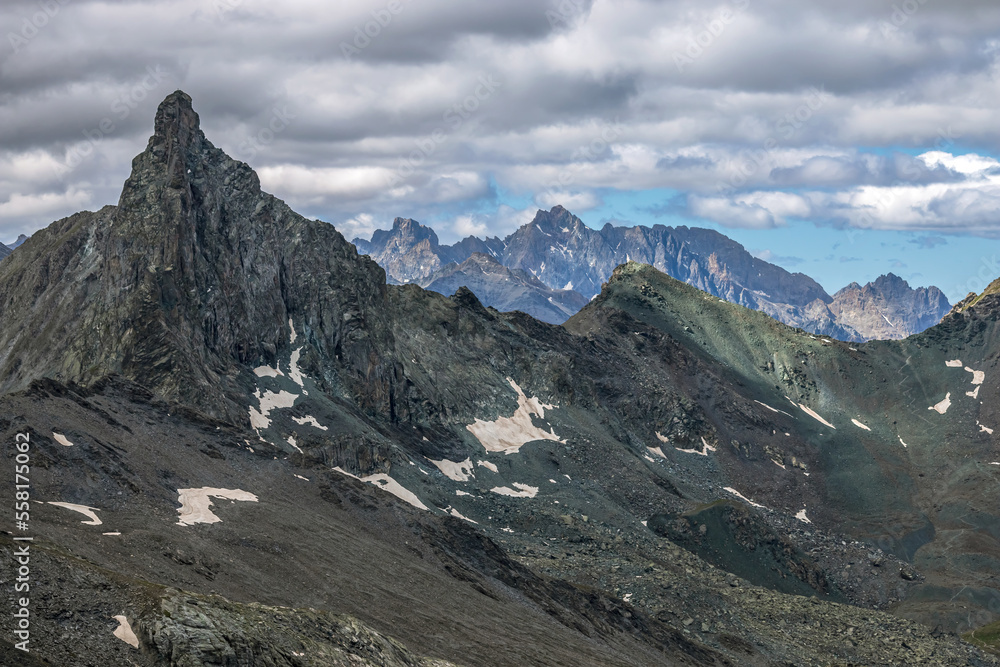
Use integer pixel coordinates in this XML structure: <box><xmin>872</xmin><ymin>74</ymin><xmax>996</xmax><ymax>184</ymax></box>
<box><xmin>387</xmin><ymin>217</ymin><xmax>439</xmax><ymax>246</ymax></box>
<box><xmin>527</xmin><ymin>205</ymin><xmax>582</xmax><ymax>234</ymax></box>
<box><xmin>872</xmin><ymin>273</ymin><xmax>908</xmax><ymax>290</ymax></box>
<box><xmin>152</xmin><ymin>90</ymin><xmax>202</xmax><ymax>147</ymax></box>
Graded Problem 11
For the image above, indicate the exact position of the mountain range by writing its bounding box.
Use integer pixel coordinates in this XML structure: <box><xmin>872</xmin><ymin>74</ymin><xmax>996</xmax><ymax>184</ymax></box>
<box><xmin>354</xmin><ymin>208</ymin><xmax>951</xmax><ymax>341</ymax></box>
<box><xmin>2</xmin><ymin>91</ymin><xmax>999</xmax><ymax>666</ymax></box>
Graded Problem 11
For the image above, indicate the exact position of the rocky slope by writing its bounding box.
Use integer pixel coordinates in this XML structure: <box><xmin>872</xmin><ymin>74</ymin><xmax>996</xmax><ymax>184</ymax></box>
<box><xmin>354</xmin><ymin>207</ymin><xmax>950</xmax><ymax>339</ymax></box>
<box><xmin>1</xmin><ymin>91</ymin><xmax>998</xmax><ymax>666</ymax></box>
<box><xmin>419</xmin><ymin>253</ymin><xmax>589</xmax><ymax>324</ymax></box>
<box><xmin>830</xmin><ymin>273</ymin><xmax>951</xmax><ymax>340</ymax></box>
<box><xmin>0</xmin><ymin>242</ymin><xmax>10</xmax><ymax>261</ymax></box>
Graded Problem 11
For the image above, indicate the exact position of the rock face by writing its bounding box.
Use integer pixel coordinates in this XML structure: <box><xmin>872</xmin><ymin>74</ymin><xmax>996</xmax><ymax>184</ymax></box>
<box><xmin>4</xmin><ymin>92</ymin><xmax>1000</xmax><ymax>667</ymax></box>
<box><xmin>649</xmin><ymin>500</ymin><xmax>838</xmax><ymax>600</ymax></box>
<box><xmin>354</xmin><ymin>207</ymin><xmax>949</xmax><ymax>340</ymax></box>
<box><xmin>0</xmin><ymin>242</ymin><xmax>10</xmax><ymax>261</ymax></box>
<box><xmin>829</xmin><ymin>273</ymin><xmax>952</xmax><ymax>340</ymax></box>
<box><xmin>147</xmin><ymin>591</ymin><xmax>458</xmax><ymax>667</ymax></box>
<box><xmin>354</xmin><ymin>218</ymin><xmax>503</xmax><ymax>285</ymax></box>
<box><xmin>420</xmin><ymin>253</ymin><xmax>589</xmax><ymax>324</ymax></box>
<box><xmin>0</xmin><ymin>91</ymin><xmax>396</xmax><ymax>423</ymax></box>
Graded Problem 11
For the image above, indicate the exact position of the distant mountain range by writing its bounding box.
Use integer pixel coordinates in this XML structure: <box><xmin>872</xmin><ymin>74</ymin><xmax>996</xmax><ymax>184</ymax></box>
<box><xmin>420</xmin><ymin>253</ymin><xmax>589</xmax><ymax>324</ymax></box>
<box><xmin>353</xmin><ymin>206</ymin><xmax>951</xmax><ymax>341</ymax></box>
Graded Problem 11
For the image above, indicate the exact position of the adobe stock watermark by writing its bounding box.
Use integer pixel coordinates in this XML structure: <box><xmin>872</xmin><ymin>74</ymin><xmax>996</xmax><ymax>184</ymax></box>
<box><xmin>53</xmin><ymin>66</ymin><xmax>170</xmax><ymax>177</ymax></box>
<box><xmin>385</xmin><ymin>74</ymin><xmax>502</xmax><ymax>188</ymax></box>
<box><xmin>8</xmin><ymin>0</ymin><xmax>72</xmax><ymax>55</ymax></box>
<box><xmin>717</xmin><ymin>85</ymin><xmax>828</xmax><ymax>192</ymax></box>
<box><xmin>546</xmin><ymin>0</ymin><xmax>587</xmax><ymax>28</ymax></box>
<box><xmin>879</xmin><ymin>0</ymin><xmax>932</xmax><ymax>38</ymax></box>
<box><xmin>12</xmin><ymin>432</ymin><xmax>32</xmax><ymax>654</ymax></box>
<box><xmin>237</xmin><ymin>104</ymin><xmax>297</xmax><ymax>162</ymax></box>
<box><xmin>673</xmin><ymin>0</ymin><xmax>750</xmax><ymax>73</ymax></box>
<box><xmin>209</xmin><ymin>0</ymin><xmax>243</xmax><ymax>21</ymax></box>
<box><xmin>341</xmin><ymin>0</ymin><xmax>413</xmax><ymax>60</ymax></box>
<box><xmin>537</xmin><ymin>118</ymin><xmax>625</xmax><ymax>205</ymax></box>
<box><xmin>844</xmin><ymin>124</ymin><xmax>960</xmax><ymax>245</ymax></box>
<box><xmin>946</xmin><ymin>254</ymin><xmax>1000</xmax><ymax>305</ymax></box>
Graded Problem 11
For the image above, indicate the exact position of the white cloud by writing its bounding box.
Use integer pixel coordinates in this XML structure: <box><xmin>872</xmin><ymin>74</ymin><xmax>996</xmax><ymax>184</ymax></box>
<box><xmin>6</xmin><ymin>0</ymin><xmax>1000</xmax><ymax>243</ymax></box>
<box><xmin>535</xmin><ymin>189</ymin><xmax>601</xmax><ymax>211</ymax></box>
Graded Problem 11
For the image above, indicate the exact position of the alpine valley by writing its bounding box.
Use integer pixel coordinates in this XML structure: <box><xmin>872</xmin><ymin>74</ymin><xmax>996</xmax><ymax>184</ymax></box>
<box><xmin>3</xmin><ymin>92</ymin><xmax>1000</xmax><ymax>666</ymax></box>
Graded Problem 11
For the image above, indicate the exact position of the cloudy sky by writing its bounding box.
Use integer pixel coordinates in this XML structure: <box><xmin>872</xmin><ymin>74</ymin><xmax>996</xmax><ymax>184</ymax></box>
<box><xmin>4</xmin><ymin>0</ymin><xmax>1000</xmax><ymax>300</ymax></box>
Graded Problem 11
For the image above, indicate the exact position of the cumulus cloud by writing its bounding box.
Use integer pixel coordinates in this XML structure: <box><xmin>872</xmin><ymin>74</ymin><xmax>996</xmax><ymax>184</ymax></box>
<box><xmin>683</xmin><ymin>151</ymin><xmax>1000</xmax><ymax>236</ymax></box>
<box><xmin>4</xmin><ymin>0</ymin><xmax>1000</xmax><ymax>244</ymax></box>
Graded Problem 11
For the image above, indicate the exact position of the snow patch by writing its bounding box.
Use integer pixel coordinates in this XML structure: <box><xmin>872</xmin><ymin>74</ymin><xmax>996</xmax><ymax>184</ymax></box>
<box><xmin>292</xmin><ymin>415</ymin><xmax>327</xmax><ymax>431</ymax></box>
<box><xmin>249</xmin><ymin>389</ymin><xmax>298</xmax><ymax>430</ymax></box>
<box><xmin>490</xmin><ymin>483</ymin><xmax>539</xmax><ymax>498</ymax></box>
<box><xmin>175</xmin><ymin>488</ymin><xmax>258</xmax><ymax>526</ymax></box>
<box><xmin>52</xmin><ymin>432</ymin><xmax>74</xmax><ymax>447</ymax></box>
<box><xmin>103</xmin><ymin>532</ymin><xmax>121</xmax><ymax>536</ymax></box>
<box><xmin>966</xmin><ymin>367</ymin><xmax>986</xmax><ymax>385</ymax></box>
<box><xmin>430</xmin><ymin>458</ymin><xmax>475</xmax><ymax>482</ymax></box>
<box><xmin>674</xmin><ymin>438</ymin><xmax>717</xmax><ymax>457</ymax></box>
<box><xmin>112</xmin><ymin>615</ymin><xmax>139</xmax><ymax>648</ymax></box>
<box><xmin>797</xmin><ymin>403</ymin><xmax>836</xmax><ymax>429</ymax></box>
<box><xmin>286</xmin><ymin>435</ymin><xmax>302</xmax><ymax>454</ymax></box>
<box><xmin>448</xmin><ymin>507</ymin><xmax>478</xmax><ymax>524</ymax></box>
<box><xmin>456</xmin><ymin>490</ymin><xmax>473</xmax><ymax>497</ymax></box>
<box><xmin>289</xmin><ymin>348</ymin><xmax>306</xmax><ymax>389</ymax></box>
<box><xmin>253</xmin><ymin>365</ymin><xmax>282</xmax><ymax>378</ymax></box>
<box><xmin>294</xmin><ymin>474</ymin><xmax>309</xmax><ymax>481</ymax></box>
<box><xmin>851</xmin><ymin>419</ymin><xmax>871</xmax><ymax>432</ymax></box>
<box><xmin>48</xmin><ymin>502</ymin><xmax>101</xmax><ymax>525</ymax></box>
<box><xmin>466</xmin><ymin>378</ymin><xmax>564</xmax><ymax>454</ymax></box>
<box><xmin>899</xmin><ymin>436</ymin><xmax>909</xmax><ymax>448</ymax></box>
<box><xmin>946</xmin><ymin>360</ymin><xmax>963</xmax><ymax>367</ymax></box>
<box><xmin>723</xmin><ymin>487</ymin><xmax>767</xmax><ymax>510</ymax></box>
<box><xmin>928</xmin><ymin>393</ymin><xmax>952</xmax><ymax>415</ymax></box>
<box><xmin>289</xmin><ymin>318</ymin><xmax>298</xmax><ymax>344</ymax></box>
<box><xmin>796</xmin><ymin>509</ymin><xmax>812</xmax><ymax>524</ymax></box>
<box><xmin>968</xmin><ymin>386</ymin><xmax>981</xmax><ymax>399</ymax></box>
<box><xmin>648</xmin><ymin>446</ymin><xmax>666</xmax><ymax>458</ymax></box>
<box><xmin>333</xmin><ymin>468</ymin><xmax>428</xmax><ymax>510</ymax></box>
<box><xmin>755</xmin><ymin>400</ymin><xmax>793</xmax><ymax>418</ymax></box>
<box><xmin>978</xmin><ymin>421</ymin><xmax>995</xmax><ymax>435</ymax></box>
<box><xmin>477</xmin><ymin>460</ymin><xmax>498</xmax><ymax>473</ymax></box>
